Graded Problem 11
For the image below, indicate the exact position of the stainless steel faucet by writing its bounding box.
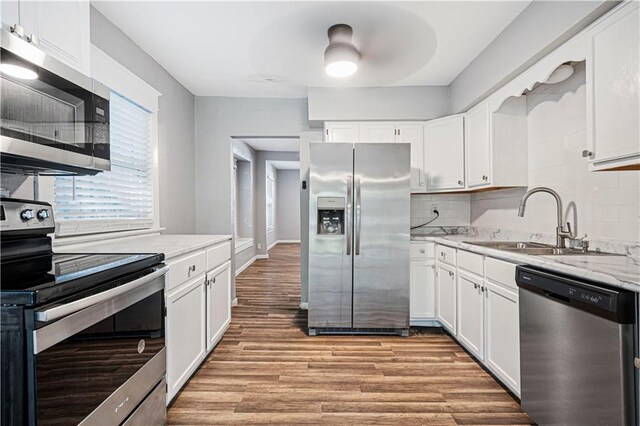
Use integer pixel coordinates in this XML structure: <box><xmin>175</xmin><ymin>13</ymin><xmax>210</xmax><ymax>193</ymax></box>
<box><xmin>517</xmin><ymin>187</ymin><xmax>574</xmax><ymax>248</ymax></box>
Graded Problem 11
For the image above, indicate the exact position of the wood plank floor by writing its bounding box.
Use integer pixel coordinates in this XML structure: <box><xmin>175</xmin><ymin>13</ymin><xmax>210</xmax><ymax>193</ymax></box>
<box><xmin>168</xmin><ymin>243</ymin><xmax>531</xmax><ymax>425</ymax></box>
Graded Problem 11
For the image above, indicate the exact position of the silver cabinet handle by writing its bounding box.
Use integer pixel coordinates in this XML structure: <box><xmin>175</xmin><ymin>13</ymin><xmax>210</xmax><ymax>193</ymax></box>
<box><xmin>582</xmin><ymin>150</ymin><xmax>593</xmax><ymax>158</ymax></box>
<box><xmin>481</xmin><ymin>286</ymin><xmax>486</xmax><ymax>292</ymax></box>
<box><xmin>458</xmin><ymin>180</ymin><xmax>464</xmax><ymax>186</ymax></box>
<box><xmin>346</xmin><ymin>176</ymin><xmax>352</xmax><ymax>255</ymax></box>
<box><xmin>355</xmin><ymin>177</ymin><xmax>362</xmax><ymax>256</ymax></box>
<box><xmin>448</xmin><ymin>271</ymin><xmax>454</xmax><ymax>277</ymax></box>
<box><xmin>482</xmin><ymin>175</ymin><xmax>488</xmax><ymax>181</ymax></box>
<box><xmin>473</xmin><ymin>283</ymin><xmax>478</xmax><ymax>289</ymax></box>
<box><xmin>420</xmin><ymin>248</ymin><xmax>425</xmax><ymax>254</ymax></box>
<box><xmin>10</xmin><ymin>24</ymin><xmax>24</xmax><ymax>37</ymax></box>
<box><xmin>27</xmin><ymin>33</ymin><xmax>39</xmax><ymax>45</ymax></box>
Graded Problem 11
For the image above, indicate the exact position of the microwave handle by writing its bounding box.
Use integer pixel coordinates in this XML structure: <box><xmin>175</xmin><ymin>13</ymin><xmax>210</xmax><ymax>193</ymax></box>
<box><xmin>32</xmin><ymin>266</ymin><xmax>167</xmax><ymax>354</ymax></box>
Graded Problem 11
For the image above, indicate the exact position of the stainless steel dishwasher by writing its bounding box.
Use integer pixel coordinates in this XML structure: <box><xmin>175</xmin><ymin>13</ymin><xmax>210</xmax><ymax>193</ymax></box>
<box><xmin>516</xmin><ymin>265</ymin><xmax>638</xmax><ymax>426</ymax></box>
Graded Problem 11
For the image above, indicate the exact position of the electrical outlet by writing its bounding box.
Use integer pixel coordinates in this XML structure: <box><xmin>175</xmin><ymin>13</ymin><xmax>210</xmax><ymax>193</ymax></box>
<box><xmin>257</xmin><ymin>243</ymin><xmax>262</xmax><ymax>250</ymax></box>
<box><xmin>431</xmin><ymin>204</ymin><xmax>439</xmax><ymax>213</ymax></box>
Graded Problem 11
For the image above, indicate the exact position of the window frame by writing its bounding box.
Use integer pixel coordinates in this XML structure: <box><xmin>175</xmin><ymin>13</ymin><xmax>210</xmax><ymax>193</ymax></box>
<box><xmin>40</xmin><ymin>45</ymin><xmax>161</xmax><ymax>239</ymax></box>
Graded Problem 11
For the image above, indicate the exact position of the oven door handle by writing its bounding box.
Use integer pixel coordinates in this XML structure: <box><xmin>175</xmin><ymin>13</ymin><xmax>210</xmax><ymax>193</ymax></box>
<box><xmin>33</xmin><ymin>266</ymin><xmax>167</xmax><ymax>354</ymax></box>
<box><xmin>35</xmin><ymin>265</ymin><xmax>169</xmax><ymax>323</ymax></box>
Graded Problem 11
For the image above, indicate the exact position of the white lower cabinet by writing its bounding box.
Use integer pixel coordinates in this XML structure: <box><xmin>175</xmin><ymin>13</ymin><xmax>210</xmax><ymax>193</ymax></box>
<box><xmin>436</xmin><ymin>262</ymin><xmax>456</xmax><ymax>335</ymax></box>
<box><xmin>410</xmin><ymin>261</ymin><xmax>436</xmax><ymax>324</ymax></box>
<box><xmin>166</xmin><ymin>275</ymin><xmax>206</xmax><ymax>402</ymax></box>
<box><xmin>484</xmin><ymin>280</ymin><xmax>520</xmax><ymax>395</ymax></box>
<box><xmin>206</xmin><ymin>261</ymin><xmax>232</xmax><ymax>351</ymax></box>
<box><xmin>456</xmin><ymin>271</ymin><xmax>484</xmax><ymax>359</ymax></box>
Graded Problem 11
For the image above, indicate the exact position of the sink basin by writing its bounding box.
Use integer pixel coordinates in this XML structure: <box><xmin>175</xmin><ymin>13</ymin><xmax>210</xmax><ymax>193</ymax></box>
<box><xmin>464</xmin><ymin>241</ymin><xmax>623</xmax><ymax>256</ymax></box>
<box><xmin>463</xmin><ymin>241</ymin><xmax>552</xmax><ymax>250</ymax></box>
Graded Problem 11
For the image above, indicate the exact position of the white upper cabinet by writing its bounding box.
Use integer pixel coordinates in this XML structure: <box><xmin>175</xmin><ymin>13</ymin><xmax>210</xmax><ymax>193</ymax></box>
<box><xmin>396</xmin><ymin>123</ymin><xmax>426</xmax><ymax>191</ymax></box>
<box><xmin>424</xmin><ymin>115</ymin><xmax>465</xmax><ymax>191</ymax></box>
<box><xmin>586</xmin><ymin>1</ymin><xmax>640</xmax><ymax>171</ymax></box>
<box><xmin>325</xmin><ymin>122</ymin><xmax>360</xmax><ymax>143</ymax></box>
<box><xmin>2</xmin><ymin>0</ymin><xmax>90</xmax><ymax>75</ymax></box>
<box><xmin>359</xmin><ymin>123</ymin><xmax>397</xmax><ymax>143</ymax></box>
<box><xmin>465</xmin><ymin>102</ymin><xmax>491</xmax><ymax>188</ymax></box>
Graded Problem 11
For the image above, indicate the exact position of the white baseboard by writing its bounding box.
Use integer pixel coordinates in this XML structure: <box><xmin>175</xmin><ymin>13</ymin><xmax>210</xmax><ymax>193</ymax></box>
<box><xmin>232</xmin><ymin>298</ymin><xmax>238</xmax><ymax>307</ymax></box>
<box><xmin>299</xmin><ymin>302</ymin><xmax>308</xmax><ymax>310</ymax></box>
<box><xmin>235</xmin><ymin>256</ymin><xmax>256</xmax><ymax>276</ymax></box>
<box><xmin>256</xmin><ymin>254</ymin><xmax>269</xmax><ymax>259</ymax></box>
<box><xmin>410</xmin><ymin>318</ymin><xmax>441</xmax><ymax>327</ymax></box>
<box><xmin>277</xmin><ymin>239</ymin><xmax>301</xmax><ymax>244</ymax></box>
<box><xmin>267</xmin><ymin>240</ymin><xmax>278</xmax><ymax>250</ymax></box>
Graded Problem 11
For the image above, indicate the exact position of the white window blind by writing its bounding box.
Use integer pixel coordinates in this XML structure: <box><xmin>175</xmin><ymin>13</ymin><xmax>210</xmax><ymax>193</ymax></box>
<box><xmin>54</xmin><ymin>92</ymin><xmax>154</xmax><ymax>236</ymax></box>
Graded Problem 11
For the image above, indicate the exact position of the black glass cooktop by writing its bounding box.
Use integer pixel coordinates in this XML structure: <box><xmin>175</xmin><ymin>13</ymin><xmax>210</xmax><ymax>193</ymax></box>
<box><xmin>1</xmin><ymin>252</ymin><xmax>164</xmax><ymax>307</ymax></box>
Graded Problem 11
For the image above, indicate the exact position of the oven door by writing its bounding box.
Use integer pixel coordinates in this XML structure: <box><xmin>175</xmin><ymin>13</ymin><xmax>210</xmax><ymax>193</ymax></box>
<box><xmin>0</xmin><ymin>30</ymin><xmax>110</xmax><ymax>175</ymax></box>
<box><xmin>30</xmin><ymin>266</ymin><xmax>167</xmax><ymax>425</ymax></box>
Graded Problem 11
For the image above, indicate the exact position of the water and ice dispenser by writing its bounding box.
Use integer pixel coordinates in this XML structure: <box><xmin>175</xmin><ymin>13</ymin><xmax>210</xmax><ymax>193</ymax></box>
<box><xmin>316</xmin><ymin>197</ymin><xmax>345</xmax><ymax>235</ymax></box>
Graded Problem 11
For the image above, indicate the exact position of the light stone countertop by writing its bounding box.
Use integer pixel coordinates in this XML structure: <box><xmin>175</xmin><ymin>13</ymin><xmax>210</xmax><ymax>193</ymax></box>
<box><xmin>411</xmin><ymin>234</ymin><xmax>640</xmax><ymax>293</ymax></box>
<box><xmin>55</xmin><ymin>234</ymin><xmax>233</xmax><ymax>260</ymax></box>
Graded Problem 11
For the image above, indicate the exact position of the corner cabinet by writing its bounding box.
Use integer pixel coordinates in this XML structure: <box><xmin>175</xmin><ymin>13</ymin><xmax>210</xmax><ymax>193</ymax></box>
<box><xmin>424</xmin><ymin>115</ymin><xmax>465</xmax><ymax>192</ymax></box>
<box><xmin>586</xmin><ymin>1</ymin><xmax>640</xmax><ymax>171</ymax></box>
<box><xmin>2</xmin><ymin>0</ymin><xmax>90</xmax><ymax>75</ymax></box>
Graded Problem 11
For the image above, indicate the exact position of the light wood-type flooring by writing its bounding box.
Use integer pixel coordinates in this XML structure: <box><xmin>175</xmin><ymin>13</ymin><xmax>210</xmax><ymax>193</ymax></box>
<box><xmin>168</xmin><ymin>243</ymin><xmax>531</xmax><ymax>425</ymax></box>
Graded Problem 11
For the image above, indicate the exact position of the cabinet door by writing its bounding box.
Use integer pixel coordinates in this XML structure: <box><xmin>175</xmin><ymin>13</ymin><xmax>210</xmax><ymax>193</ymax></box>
<box><xmin>359</xmin><ymin>123</ymin><xmax>397</xmax><ymax>143</ymax></box>
<box><xmin>587</xmin><ymin>2</ymin><xmax>640</xmax><ymax>170</ymax></box>
<box><xmin>485</xmin><ymin>281</ymin><xmax>520</xmax><ymax>395</ymax></box>
<box><xmin>436</xmin><ymin>263</ymin><xmax>456</xmax><ymax>335</ymax></box>
<box><xmin>1</xmin><ymin>1</ymin><xmax>19</xmax><ymax>32</ymax></box>
<box><xmin>425</xmin><ymin>115</ymin><xmax>465</xmax><ymax>191</ymax></box>
<box><xmin>397</xmin><ymin>123</ymin><xmax>426</xmax><ymax>192</ymax></box>
<box><xmin>325</xmin><ymin>122</ymin><xmax>359</xmax><ymax>142</ymax></box>
<box><xmin>166</xmin><ymin>276</ymin><xmax>206</xmax><ymax>402</ymax></box>
<box><xmin>465</xmin><ymin>101</ymin><xmax>491</xmax><ymax>188</ymax></box>
<box><xmin>20</xmin><ymin>0</ymin><xmax>90</xmax><ymax>74</ymax></box>
<box><xmin>206</xmin><ymin>262</ymin><xmax>232</xmax><ymax>352</ymax></box>
<box><xmin>457</xmin><ymin>271</ymin><xmax>484</xmax><ymax>358</ymax></box>
<box><xmin>410</xmin><ymin>261</ymin><xmax>435</xmax><ymax>322</ymax></box>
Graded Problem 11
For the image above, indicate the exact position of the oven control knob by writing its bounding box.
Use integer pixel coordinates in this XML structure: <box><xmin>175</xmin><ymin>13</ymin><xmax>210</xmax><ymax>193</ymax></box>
<box><xmin>37</xmin><ymin>209</ymin><xmax>50</xmax><ymax>220</ymax></box>
<box><xmin>20</xmin><ymin>209</ymin><xmax>35</xmax><ymax>221</ymax></box>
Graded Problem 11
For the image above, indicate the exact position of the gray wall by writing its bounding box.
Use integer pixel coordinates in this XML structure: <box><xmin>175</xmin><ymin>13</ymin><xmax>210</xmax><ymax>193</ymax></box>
<box><xmin>449</xmin><ymin>0</ymin><xmax>618</xmax><ymax>113</ymax></box>
<box><xmin>276</xmin><ymin>169</ymin><xmax>301</xmax><ymax>241</ymax></box>
<box><xmin>91</xmin><ymin>7</ymin><xmax>197</xmax><ymax>233</ymax></box>
<box><xmin>307</xmin><ymin>86</ymin><xmax>449</xmax><ymax>125</ymax></box>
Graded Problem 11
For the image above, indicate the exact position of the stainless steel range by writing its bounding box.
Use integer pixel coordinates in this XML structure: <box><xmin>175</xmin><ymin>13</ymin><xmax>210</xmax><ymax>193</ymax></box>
<box><xmin>0</xmin><ymin>198</ymin><xmax>168</xmax><ymax>425</ymax></box>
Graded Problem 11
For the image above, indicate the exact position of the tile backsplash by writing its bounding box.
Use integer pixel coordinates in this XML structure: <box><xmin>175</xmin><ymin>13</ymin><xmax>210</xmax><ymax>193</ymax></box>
<box><xmin>411</xmin><ymin>193</ymin><xmax>470</xmax><ymax>229</ymax></box>
<box><xmin>471</xmin><ymin>63</ymin><xmax>639</xmax><ymax>246</ymax></box>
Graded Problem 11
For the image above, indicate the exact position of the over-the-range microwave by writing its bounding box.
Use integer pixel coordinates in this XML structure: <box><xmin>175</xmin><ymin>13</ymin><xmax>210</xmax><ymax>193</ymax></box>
<box><xmin>0</xmin><ymin>29</ymin><xmax>110</xmax><ymax>175</ymax></box>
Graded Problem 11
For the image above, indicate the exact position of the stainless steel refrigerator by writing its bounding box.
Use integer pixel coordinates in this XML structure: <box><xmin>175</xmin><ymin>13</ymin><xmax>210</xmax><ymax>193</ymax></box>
<box><xmin>308</xmin><ymin>142</ymin><xmax>410</xmax><ymax>336</ymax></box>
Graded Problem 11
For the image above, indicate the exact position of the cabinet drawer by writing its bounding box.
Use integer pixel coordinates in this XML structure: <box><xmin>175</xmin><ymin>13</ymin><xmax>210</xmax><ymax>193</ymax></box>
<box><xmin>485</xmin><ymin>257</ymin><xmax>518</xmax><ymax>290</ymax></box>
<box><xmin>436</xmin><ymin>244</ymin><xmax>456</xmax><ymax>266</ymax></box>
<box><xmin>457</xmin><ymin>250</ymin><xmax>484</xmax><ymax>276</ymax></box>
<box><xmin>410</xmin><ymin>242</ymin><xmax>435</xmax><ymax>259</ymax></box>
<box><xmin>166</xmin><ymin>250</ymin><xmax>206</xmax><ymax>292</ymax></box>
<box><xmin>207</xmin><ymin>242</ymin><xmax>231</xmax><ymax>271</ymax></box>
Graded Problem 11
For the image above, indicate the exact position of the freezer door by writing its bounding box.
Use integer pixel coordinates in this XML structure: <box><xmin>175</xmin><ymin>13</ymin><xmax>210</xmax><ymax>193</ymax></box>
<box><xmin>353</xmin><ymin>143</ymin><xmax>410</xmax><ymax>328</ymax></box>
<box><xmin>308</xmin><ymin>143</ymin><xmax>354</xmax><ymax>328</ymax></box>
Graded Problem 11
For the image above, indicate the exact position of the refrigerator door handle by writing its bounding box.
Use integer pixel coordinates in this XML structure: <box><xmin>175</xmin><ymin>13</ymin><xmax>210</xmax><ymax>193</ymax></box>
<box><xmin>355</xmin><ymin>176</ymin><xmax>362</xmax><ymax>255</ymax></box>
<box><xmin>346</xmin><ymin>176</ymin><xmax>352</xmax><ymax>255</ymax></box>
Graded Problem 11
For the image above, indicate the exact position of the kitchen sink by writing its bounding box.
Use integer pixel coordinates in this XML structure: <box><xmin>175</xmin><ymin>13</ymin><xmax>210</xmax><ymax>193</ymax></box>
<box><xmin>464</xmin><ymin>241</ymin><xmax>623</xmax><ymax>256</ymax></box>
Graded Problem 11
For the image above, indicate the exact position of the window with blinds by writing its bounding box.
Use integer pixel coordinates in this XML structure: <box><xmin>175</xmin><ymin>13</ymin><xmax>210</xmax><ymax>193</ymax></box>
<box><xmin>55</xmin><ymin>92</ymin><xmax>154</xmax><ymax>236</ymax></box>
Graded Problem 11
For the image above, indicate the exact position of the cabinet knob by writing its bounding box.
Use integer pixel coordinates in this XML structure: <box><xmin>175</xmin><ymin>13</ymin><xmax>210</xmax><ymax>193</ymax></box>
<box><xmin>448</xmin><ymin>271</ymin><xmax>454</xmax><ymax>277</ymax></box>
<box><xmin>420</xmin><ymin>248</ymin><xmax>425</xmax><ymax>253</ymax></box>
<box><xmin>481</xmin><ymin>286</ymin><xmax>486</xmax><ymax>293</ymax></box>
<box><xmin>473</xmin><ymin>283</ymin><xmax>478</xmax><ymax>289</ymax></box>
<box><xmin>482</xmin><ymin>175</ymin><xmax>488</xmax><ymax>181</ymax></box>
<box><xmin>582</xmin><ymin>149</ymin><xmax>593</xmax><ymax>158</ymax></box>
<box><xmin>458</xmin><ymin>180</ymin><xmax>464</xmax><ymax>186</ymax></box>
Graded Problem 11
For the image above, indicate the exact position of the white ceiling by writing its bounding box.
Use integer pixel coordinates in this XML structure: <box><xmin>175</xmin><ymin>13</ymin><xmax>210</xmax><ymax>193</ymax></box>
<box><xmin>269</xmin><ymin>160</ymin><xmax>300</xmax><ymax>170</ymax></box>
<box><xmin>93</xmin><ymin>1</ymin><xmax>531</xmax><ymax>98</ymax></box>
<box><xmin>240</xmin><ymin>137</ymin><xmax>300</xmax><ymax>152</ymax></box>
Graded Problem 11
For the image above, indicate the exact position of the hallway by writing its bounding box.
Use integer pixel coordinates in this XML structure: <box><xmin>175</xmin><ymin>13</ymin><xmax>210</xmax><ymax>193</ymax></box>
<box><xmin>168</xmin><ymin>243</ymin><xmax>530</xmax><ymax>425</ymax></box>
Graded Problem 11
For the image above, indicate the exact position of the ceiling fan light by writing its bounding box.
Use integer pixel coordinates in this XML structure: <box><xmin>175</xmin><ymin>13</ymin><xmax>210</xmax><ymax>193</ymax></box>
<box><xmin>324</xmin><ymin>24</ymin><xmax>360</xmax><ymax>78</ymax></box>
<box><xmin>0</xmin><ymin>63</ymin><xmax>38</xmax><ymax>80</ymax></box>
